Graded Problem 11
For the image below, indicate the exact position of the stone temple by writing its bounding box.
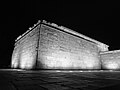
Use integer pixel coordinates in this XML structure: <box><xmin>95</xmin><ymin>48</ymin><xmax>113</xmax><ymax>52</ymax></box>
<box><xmin>11</xmin><ymin>20</ymin><xmax>120</xmax><ymax>70</ymax></box>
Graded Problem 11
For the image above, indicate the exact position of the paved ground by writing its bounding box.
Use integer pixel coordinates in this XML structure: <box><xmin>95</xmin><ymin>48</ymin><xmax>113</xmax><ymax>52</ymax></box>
<box><xmin>1</xmin><ymin>69</ymin><xmax>120</xmax><ymax>90</ymax></box>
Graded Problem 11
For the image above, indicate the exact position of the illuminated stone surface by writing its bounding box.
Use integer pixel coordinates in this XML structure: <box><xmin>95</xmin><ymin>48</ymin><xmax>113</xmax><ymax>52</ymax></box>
<box><xmin>12</xmin><ymin>25</ymin><xmax>39</xmax><ymax>69</ymax></box>
<box><xmin>11</xmin><ymin>20</ymin><xmax>109</xmax><ymax>69</ymax></box>
<box><xmin>100</xmin><ymin>50</ymin><xmax>120</xmax><ymax>70</ymax></box>
<box><xmin>38</xmin><ymin>24</ymin><xmax>103</xmax><ymax>69</ymax></box>
<box><xmin>11</xmin><ymin>45</ymin><xmax>21</xmax><ymax>68</ymax></box>
<box><xmin>19</xmin><ymin>31</ymin><xmax>38</xmax><ymax>69</ymax></box>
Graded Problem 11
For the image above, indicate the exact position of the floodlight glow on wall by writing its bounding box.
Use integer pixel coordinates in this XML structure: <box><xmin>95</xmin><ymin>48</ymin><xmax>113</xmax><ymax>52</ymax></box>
<box><xmin>12</xmin><ymin>20</ymin><xmax>120</xmax><ymax>70</ymax></box>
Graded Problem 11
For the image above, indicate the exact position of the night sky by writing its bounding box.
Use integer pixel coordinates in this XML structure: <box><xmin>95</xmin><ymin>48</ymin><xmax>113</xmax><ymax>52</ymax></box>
<box><xmin>0</xmin><ymin>1</ymin><xmax>120</xmax><ymax>68</ymax></box>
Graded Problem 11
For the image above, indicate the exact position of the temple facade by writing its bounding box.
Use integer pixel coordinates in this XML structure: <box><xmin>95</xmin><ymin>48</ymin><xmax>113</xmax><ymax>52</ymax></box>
<box><xmin>11</xmin><ymin>20</ymin><xmax>119</xmax><ymax>70</ymax></box>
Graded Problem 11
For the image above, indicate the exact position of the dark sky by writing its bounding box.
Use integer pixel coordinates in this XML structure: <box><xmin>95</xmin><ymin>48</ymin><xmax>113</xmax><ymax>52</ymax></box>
<box><xmin>0</xmin><ymin>1</ymin><xmax>120</xmax><ymax>68</ymax></box>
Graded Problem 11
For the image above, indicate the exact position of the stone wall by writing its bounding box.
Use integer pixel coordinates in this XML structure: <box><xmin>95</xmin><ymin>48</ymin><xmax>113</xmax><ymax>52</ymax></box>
<box><xmin>11</xmin><ymin>26</ymin><xmax>39</xmax><ymax>69</ymax></box>
<box><xmin>37</xmin><ymin>24</ymin><xmax>102</xmax><ymax>69</ymax></box>
<box><xmin>11</xmin><ymin>21</ymin><xmax>110</xmax><ymax>70</ymax></box>
<box><xmin>100</xmin><ymin>50</ymin><xmax>120</xmax><ymax>70</ymax></box>
<box><xmin>11</xmin><ymin>44</ymin><xmax>21</xmax><ymax>68</ymax></box>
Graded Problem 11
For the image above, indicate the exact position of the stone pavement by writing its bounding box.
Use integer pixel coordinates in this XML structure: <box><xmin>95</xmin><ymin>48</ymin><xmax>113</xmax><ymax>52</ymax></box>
<box><xmin>1</xmin><ymin>69</ymin><xmax>120</xmax><ymax>90</ymax></box>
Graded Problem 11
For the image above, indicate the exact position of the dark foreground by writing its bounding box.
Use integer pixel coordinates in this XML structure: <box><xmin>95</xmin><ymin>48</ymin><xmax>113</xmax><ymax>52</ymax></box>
<box><xmin>0</xmin><ymin>69</ymin><xmax>120</xmax><ymax>90</ymax></box>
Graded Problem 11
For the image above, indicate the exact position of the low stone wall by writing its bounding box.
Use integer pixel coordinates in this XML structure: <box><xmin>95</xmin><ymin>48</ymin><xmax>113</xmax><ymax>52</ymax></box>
<box><xmin>100</xmin><ymin>50</ymin><xmax>120</xmax><ymax>70</ymax></box>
